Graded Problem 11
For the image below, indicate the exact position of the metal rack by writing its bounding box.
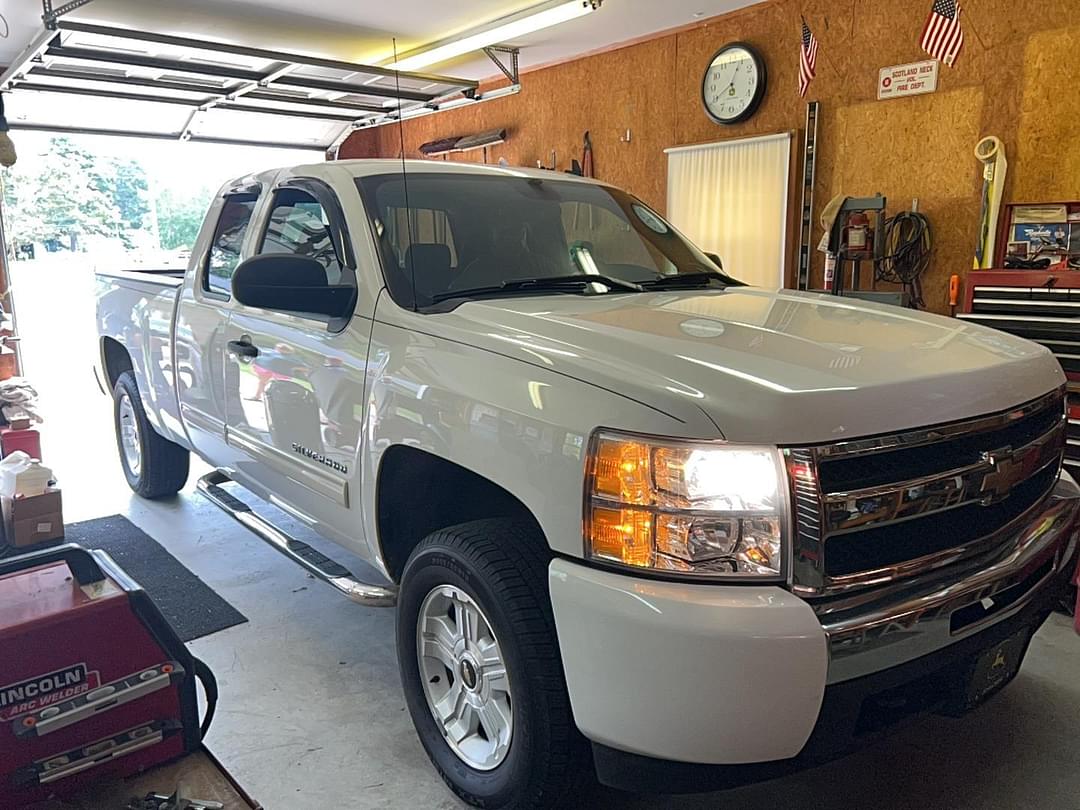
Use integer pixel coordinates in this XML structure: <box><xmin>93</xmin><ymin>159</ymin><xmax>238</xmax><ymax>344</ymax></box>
<box><xmin>0</xmin><ymin>13</ymin><xmax>480</xmax><ymax>150</ymax></box>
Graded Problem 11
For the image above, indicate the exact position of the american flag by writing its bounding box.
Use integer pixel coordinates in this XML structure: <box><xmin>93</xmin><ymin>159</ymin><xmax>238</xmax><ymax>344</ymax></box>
<box><xmin>921</xmin><ymin>0</ymin><xmax>964</xmax><ymax>67</ymax></box>
<box><xmin>799</xmin><ymin>19</ymin><xmax>818</xmax><ymax>98</ymax></box>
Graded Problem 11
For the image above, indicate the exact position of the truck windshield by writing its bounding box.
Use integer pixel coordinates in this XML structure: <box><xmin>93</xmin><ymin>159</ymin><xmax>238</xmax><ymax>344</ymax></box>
<box><xmin>355</xmin><ymin>172</ymin><xmax>740</xmax><ymax>308</ymax></box>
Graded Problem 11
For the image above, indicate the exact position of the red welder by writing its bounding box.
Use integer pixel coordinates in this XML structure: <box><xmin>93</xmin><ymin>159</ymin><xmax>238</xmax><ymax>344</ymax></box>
<box><xmin>0</xmin><ymin>544</ymin><xmax>216</xmax><ymax>808</ymax></box>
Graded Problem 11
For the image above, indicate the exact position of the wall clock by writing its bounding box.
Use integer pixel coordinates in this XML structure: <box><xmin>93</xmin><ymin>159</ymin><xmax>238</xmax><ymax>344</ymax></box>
<box><xmin>702</xmin><ymin>42</ymin><xmax>767</xmax><ymax>125</ymax></box>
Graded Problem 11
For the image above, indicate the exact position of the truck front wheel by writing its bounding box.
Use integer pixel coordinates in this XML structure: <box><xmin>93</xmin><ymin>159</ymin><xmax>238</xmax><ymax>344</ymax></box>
<box><xmin>112</xmin><ymin>371</ymin><xmax>190</xmax><ymax>499</ymax></box>
<box><xmin>397</xmin><ymin>519</ymin><xmax>589</xmax><ymax>809</ymax></box>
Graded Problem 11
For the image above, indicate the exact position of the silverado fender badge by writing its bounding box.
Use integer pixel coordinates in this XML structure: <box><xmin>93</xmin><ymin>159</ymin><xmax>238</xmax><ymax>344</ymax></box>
<box><xmin>292</xmin><ymin>443</ymin><xmax>348</xmax><ymax>475</ymax></box>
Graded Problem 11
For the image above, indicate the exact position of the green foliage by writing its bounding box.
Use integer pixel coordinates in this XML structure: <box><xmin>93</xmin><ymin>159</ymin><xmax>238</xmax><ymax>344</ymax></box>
<box><xmin>0</xmin><ymin>136</ymin><xmax>207</xmax><ymax>254</ymax></box>
<box><xmin>156</xmin><ymin>186</ymin><xmax>213</xmax><ymax>251</ymax></box>
<box><xmin>111</xmin><ymin>160</ymin><xmax>151</xmax><ymax>232</ymax></box>
<box><xmin>2</xmin><ymin>136</ymin><xmax>138</xmax><ymax>249</ymax></box>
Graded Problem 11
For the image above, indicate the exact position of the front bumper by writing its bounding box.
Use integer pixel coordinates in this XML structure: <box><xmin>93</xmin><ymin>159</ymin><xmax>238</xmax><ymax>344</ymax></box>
<box><xmin>548</xmin><ymin>471</ymin><xmax>1080</xmax><ymax>782</ymax></box>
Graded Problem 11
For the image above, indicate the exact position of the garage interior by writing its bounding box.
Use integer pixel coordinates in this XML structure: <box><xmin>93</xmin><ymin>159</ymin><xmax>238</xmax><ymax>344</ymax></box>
<box><xmin>0</xmin><ymin>0</ymin><xmax>1078</xmax><ymax>808</ymax></box>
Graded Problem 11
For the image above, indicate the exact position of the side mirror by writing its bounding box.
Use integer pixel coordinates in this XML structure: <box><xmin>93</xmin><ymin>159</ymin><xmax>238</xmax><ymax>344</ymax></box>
<box><xmin>231</xmin><ymin>255</ymin><xmax>356</xmax><ymax>319</ymax></box>
<box><xmin>705</xmin><ymin>252</ymin><xmax>724</xmax><ymax>271</ymax></box>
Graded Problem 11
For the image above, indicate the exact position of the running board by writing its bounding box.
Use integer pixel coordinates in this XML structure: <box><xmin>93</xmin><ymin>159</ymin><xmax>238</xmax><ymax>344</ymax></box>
<box><xmin>196</xmin><ymin>470</ymin><xmax>397</xmax><ymax>607</ymax></box>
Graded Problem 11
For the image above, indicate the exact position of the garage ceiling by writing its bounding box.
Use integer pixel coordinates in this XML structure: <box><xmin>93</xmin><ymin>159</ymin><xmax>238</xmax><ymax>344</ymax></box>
<box><xmin>0</xmin><ymin>0</ymin><xmax>763</xmax><ymax>150</ymax></box>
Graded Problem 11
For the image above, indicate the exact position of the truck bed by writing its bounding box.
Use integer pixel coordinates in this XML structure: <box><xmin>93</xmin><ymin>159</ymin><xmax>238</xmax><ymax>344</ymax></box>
<box><xmin>95</xmin><ymin>266</ymin><xmax>186</xmax><ymax>286</ymax></box>
<box><xmin>95</xmin><ymin>266</ymin><xmax>186</xmax><ymax>446</ymax></box>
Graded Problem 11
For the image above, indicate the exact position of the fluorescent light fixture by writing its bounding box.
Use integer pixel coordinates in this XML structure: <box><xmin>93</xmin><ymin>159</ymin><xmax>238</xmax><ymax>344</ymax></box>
<box><xmin>389</xmin><ymin>1</ymin><xmax>600</xmax><ymax>72</ymax></box>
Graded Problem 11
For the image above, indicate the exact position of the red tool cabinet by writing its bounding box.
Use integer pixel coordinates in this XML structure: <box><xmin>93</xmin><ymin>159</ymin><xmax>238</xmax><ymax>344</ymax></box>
<box><xmin>959</xmin><ymin>269</ymin><xmax>1080</xmax><ymax>480</ymax></box>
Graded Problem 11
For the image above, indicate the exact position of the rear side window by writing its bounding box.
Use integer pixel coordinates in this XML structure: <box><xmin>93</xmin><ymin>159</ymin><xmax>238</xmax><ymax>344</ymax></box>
<box><xmin>259</xmin><ymin>188</ymin><xmax>344</xmax><ymax>284</ymax></box>
<box><xmin>205</xmin><ymin>194</ymin><xmax>258</xmax><ymax>295</ymax></box>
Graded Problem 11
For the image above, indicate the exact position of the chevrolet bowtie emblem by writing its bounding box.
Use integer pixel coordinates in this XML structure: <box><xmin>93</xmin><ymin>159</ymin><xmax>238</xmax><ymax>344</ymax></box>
<box><xmin>979</xmin><ymin>448</ymin><xmax>1024</xmax><ymax>504</ymax></box>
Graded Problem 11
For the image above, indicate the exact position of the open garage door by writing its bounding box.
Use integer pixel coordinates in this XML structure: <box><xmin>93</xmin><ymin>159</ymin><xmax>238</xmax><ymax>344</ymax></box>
<box><xmin>0</xmin><ymin>18</ymin><xmax>477</xmax><ymax>151</ymax></box>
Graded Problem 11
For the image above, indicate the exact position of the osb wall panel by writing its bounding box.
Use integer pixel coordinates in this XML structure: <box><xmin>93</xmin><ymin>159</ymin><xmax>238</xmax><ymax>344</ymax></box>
<box><xmin>339</xmin><ymin>0</ymin><xmax>1080</xmax><ymax>314</ymax></box>
<box><xmin>1015</xmin><ymin>27</ymin><xmax>1080</xmax><ymax>201</ymax></box>
<box><xmin>341</xmin><ymin>36</ymin><xmax>679</xmax><ymax>212</ymax></box>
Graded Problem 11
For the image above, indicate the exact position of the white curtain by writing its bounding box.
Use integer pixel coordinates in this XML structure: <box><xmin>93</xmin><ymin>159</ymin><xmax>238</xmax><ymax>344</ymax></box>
<box><xmin>666</xmin><ymin>133</ymin><xmax>791</xmax><ymax>288</ymax></box>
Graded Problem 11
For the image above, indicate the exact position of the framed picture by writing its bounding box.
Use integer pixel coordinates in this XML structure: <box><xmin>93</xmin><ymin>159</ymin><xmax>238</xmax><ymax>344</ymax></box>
<box><xmin>1006</xmin><ymin>240</ymin><xmax>1030</xmax><ymax>259</ymax></box>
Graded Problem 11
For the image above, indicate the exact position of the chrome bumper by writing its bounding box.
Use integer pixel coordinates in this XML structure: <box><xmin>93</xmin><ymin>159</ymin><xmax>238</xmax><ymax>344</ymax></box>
<box><xmin>818</xmin><ymin>470</ymin><xmax>1080</xmax><ymax>684</ymax></box>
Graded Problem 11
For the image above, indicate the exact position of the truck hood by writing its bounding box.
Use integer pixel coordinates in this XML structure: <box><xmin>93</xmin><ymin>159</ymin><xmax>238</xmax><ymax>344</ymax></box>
<box><xmin>433</xmin><ymin>287</ymin><xmax>1064</xmax><ymax>445</ymax></box>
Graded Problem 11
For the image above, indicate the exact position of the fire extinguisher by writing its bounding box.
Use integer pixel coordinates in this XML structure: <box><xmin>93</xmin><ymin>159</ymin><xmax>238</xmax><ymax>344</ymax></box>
<box><xmin>845</xmin><ymin>211</ymin><xmax>872</xmax><ymax>259</ymax></box>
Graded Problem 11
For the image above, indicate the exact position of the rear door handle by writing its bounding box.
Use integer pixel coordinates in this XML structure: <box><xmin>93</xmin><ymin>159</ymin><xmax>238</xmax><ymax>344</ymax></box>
<box><xmin>227</xmin><ymin>339</ymin><xmax>259</xmax><ymax>362</ymax></box>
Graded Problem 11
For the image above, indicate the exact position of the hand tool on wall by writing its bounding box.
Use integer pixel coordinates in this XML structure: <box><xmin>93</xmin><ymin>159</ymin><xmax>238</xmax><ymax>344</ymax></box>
<box><xmin>949</xmin><ymin>274</ymin><xmax>960</xmax><ymax>316</ymax></box>
<box><xmin>582</xmin><ymin>131</ymin><xmax>594</xmax><ymax>178</ymax></box>
<box><xmin>0</xmin><ymin>95</ymin><xmax>16</xmax><ymax>167</ymax></box>
<box><xmin>973</xmin><ymin>136</ymin><xmax>1007</xmax><ymax>269</ymax></box>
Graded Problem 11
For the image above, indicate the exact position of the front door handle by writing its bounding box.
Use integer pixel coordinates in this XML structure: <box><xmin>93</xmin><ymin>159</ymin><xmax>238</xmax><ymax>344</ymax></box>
<box><xmin>228</xmin><ymin>339</ymin><xmax>259</xmax><ymax>363</ymax></box>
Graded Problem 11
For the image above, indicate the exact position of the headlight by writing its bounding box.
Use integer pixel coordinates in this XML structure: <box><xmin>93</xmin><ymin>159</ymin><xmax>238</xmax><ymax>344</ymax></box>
<box><xmin>584</xmin><ymin>431</ymin><xmax>787</xmax><ymax>578</ymax></box>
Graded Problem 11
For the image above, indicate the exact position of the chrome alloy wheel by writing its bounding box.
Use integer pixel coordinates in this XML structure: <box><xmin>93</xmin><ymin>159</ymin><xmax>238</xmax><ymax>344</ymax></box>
<box><xmin>417</xmin><ymin>584</ymin><xmax>513</xmax><ymax>771</ymax></box>
<box><xmin>117</xmin><ymin>392</ymin><xmax>142</xmax><ymax>476</ymax></box>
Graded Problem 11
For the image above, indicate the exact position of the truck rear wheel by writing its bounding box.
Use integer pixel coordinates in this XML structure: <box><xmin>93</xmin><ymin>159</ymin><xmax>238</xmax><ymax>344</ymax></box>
<box><xmin>113</xmin><ymin>371</ymin><xmax>190</xmax><ymax>499</ymax></box>
<box><xmin>397</xmin><ymin>519</ymin><xmax>589</xmax><ymax>809</ymax></box>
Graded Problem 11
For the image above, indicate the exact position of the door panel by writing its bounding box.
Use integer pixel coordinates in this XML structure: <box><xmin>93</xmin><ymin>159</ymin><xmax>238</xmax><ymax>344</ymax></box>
<box><xmin>176</xmin><ymin>191</ymin><xmax>259</xmax><ymax>466</ymax></box>
<box><xmin>223</xmin><ymin>183</ymin><xmax>370</xmax><ymax>548</ymax></box>
<box><xmin>225</xmin><ymin>311</ymin><xmax>368</xmax><ymax>515</ymax></box>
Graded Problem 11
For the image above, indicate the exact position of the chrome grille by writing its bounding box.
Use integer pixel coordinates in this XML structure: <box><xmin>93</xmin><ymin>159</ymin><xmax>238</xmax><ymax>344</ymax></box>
<box><xmin>785</xmin><ymin>389</ymin><xmax>1066</xmax><ymax>596</ymax></box>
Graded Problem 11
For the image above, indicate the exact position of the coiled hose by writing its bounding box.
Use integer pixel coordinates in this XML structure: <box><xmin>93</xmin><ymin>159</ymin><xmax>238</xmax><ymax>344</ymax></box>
<box><xmin>875</xmin><ymin>211</ymin><xmax>932</xmax><ymax>308</ymax></box>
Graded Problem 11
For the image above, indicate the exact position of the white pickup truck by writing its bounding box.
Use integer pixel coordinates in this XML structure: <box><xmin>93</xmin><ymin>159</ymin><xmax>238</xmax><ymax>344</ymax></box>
<box><xmin>96</xmin><ymin>160</ymin><xmax>1079</xmax><ymax>808</ymax></box>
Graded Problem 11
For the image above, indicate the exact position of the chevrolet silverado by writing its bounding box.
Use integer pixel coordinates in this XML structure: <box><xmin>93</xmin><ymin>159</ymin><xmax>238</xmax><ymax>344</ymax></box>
<box><xmin>95</xmin><ymin>160</ymin><xmax>1079</xmax><ymax>808</ymax></box>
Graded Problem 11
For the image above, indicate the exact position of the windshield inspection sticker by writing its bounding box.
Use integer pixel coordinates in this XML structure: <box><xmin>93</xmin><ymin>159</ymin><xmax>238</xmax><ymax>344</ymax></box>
<box><xmin>633</xmin><ymin>204</ymin><xmax>669</xmax><ymax>234</ymax></box>
<box><xmin>0</xmin><ymin>664</ymin><xmax>101</xmax><ymax>721</ymax></box>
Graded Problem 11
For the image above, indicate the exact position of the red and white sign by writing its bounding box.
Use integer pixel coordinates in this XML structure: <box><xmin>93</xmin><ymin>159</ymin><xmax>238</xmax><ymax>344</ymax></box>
<box><xmin>0</xmin><ymin>664</ymin><xmax>100</xmax><ymax>721</ymax></box>
<box><xmin>878</xmin><ymin>59</ymin><xmax>938</xmax><ymax>100</ymax></box>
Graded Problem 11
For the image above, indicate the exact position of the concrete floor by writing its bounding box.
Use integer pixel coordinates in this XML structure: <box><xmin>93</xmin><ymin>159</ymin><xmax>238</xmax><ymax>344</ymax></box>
<box><xmin>10</xmin><ymin>254</ymin><xmax>1080</xmax><ymax>809</ymax></box>
<box><xmin>97</xmin><ymin>488</ymin><xmax>1080</xmax><ymax>810</ymax></box>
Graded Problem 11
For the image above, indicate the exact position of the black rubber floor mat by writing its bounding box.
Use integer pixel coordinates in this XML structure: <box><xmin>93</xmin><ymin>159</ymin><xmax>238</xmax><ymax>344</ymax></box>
<box><xmin>62</xmin><ymin>514</ymin><xmax>248</xmax><ymax>642</ymax></box>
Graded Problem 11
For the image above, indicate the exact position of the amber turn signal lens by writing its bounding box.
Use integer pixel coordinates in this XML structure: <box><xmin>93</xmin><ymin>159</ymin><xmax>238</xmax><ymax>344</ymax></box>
<box><xmin>588</xmin><ymin>505</ymin><xmax>653</xmax><ymax>567</ymax></box>
<box><xmin>592</xmin><ymin>437</ymin><xmax>651</xmax><ymax>505</ymax></box>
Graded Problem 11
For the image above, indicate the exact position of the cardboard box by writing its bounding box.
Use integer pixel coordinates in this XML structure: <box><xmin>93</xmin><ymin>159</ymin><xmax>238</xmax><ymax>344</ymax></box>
<box><xmin>2</xmin><ymin>489</ymin><xmax>63</xmax><ymax>548</ymax></box>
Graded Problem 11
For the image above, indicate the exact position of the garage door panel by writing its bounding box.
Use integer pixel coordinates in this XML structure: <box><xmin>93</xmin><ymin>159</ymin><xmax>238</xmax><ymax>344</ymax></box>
<box><xmin>8</xmin><ymin>90</ymin><xmax>193</xmax><ymax>137</ymax></box>
<box><xmin>1</xmin><ymin>20</ymin><xmax>476</xmax><ymax>150</ymax></box>
<box><xmin>187</xmin><ymin>108</ymin><xmax>345</xmax><ymax>149</ymax></box>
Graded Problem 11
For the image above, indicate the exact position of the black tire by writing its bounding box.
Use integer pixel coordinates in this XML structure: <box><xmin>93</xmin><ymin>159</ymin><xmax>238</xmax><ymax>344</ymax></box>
<box><xmin>112</xmin><ymin>371</ymin><xmax>190</xmax><ymax>498</ymax></box>
<box><xmin>397</xmin><ymin>519</ymin><xmax>590</xmax><ymax>809</ymax></box>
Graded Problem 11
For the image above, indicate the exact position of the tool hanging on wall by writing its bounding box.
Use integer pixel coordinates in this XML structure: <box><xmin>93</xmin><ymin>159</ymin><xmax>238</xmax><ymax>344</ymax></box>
<box><xmin>876</xmin><ymin>210</ymin><xmax>932</xmax><ymax>309</ymax></box>
<box><xmin>796</xmin><ymin>101</ymin><xmax>820</xmax><ymax>290</ymax></box>
<box><xmin>973</xmin><ymin>135</ymin><xmax>1007</xmax><ymax>269</ymax></box>
<box><xmin>948</xmin><ymin>274</ymin><xmax>960</xmax><ymax>316</ymax></box>
<box><xmin>0</xmin><ymin>95</ymin><xmax>16</xmax><ymax>168</ymax></box>
<box><xmin>582</xmin><ymin>131</ymin><xmax>594</xmax><ymax>178</ymax></box>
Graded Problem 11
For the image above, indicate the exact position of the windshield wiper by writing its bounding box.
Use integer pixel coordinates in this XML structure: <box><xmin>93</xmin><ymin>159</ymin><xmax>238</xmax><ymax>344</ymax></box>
<box><xmin>430</xmin><ymin>274</ymin><xmax>643</xmax><ymax>303</ymax></box>
<box><xmin>639</xmin><ymin>271</ymin><xmax>730</xmax><ymax>290</ymax></box>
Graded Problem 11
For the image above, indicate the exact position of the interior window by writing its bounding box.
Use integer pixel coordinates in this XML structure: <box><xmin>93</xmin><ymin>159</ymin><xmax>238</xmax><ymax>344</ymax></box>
<box><xmin>386</xmin><ymin>206</ymin><xmax>458</xmax><ymax>266</ymax></box>
<box><xmin>381</xmin><ymin>206</ymin><xmax>461</xmax><ymax>300</ymax></box>
<box><xmin>205</xmin><ymin>194</ymin><xmax>258</xmax><ymax>295</ymax></box>
<box><xmin>561</xmin><ymin>201</ymin><xmax>675</xmax><ymax>275</ymax></box>
<box><xmin>259</xmin><ymin>188</ymin><xmax>344</xmax><ymax>284</ymax></box>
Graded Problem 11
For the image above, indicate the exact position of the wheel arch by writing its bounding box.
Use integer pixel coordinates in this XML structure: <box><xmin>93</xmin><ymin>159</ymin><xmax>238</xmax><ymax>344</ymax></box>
<box><xmin>100</xmin><ymin>336</ymin><xmax>134</xmax><ymax>390</ymax></box>
<box><xmin>375</xmin><ymin>444</ymin><xmax>547</xmax><ymax>583</ymax></box>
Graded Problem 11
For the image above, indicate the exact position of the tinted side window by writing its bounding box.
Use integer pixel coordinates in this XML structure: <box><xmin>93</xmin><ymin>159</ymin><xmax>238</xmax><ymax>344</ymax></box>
<box><xmin>205</xmin><ymin>194</ymin><xmax>258</xmax><ymax>295</ymax></box>
<box><xmin>259</xmin><ymin>188</ymin><xmax>344</xmax><ymax>285</ymax></box>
